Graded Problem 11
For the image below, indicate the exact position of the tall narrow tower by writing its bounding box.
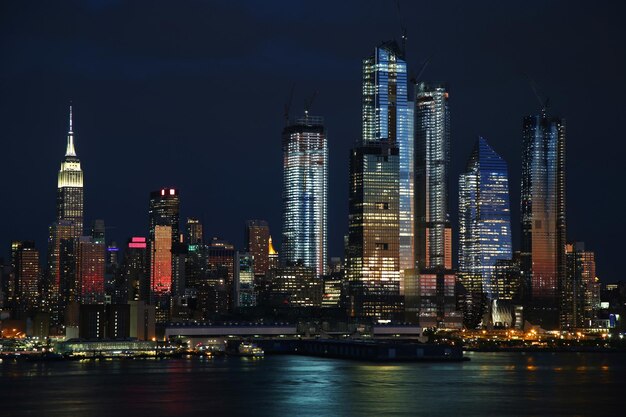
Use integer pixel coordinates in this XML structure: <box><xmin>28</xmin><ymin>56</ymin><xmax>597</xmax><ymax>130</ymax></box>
<box><xmin>57</xmin><ymin>105</ymin><xmax>84</xmax><ymax>237</ymax></box>
<box><xmin>346</xmin><ymin>41</ymin><xmax>407</xmax><ymax>319</ymax></box>
<box><xmin>414</xmin><ymin>82</ymin><xmax>451</xmax><ymax>270</ymax></box>
<box><xmin>521</xmin><ymin>110</ymin><xmax>566</xmax><ymax>329</ymax></box>
<box><xmin>281</xmin><ymin>113</ymin><xmax>328</xmax><ymax>277</ymax></box>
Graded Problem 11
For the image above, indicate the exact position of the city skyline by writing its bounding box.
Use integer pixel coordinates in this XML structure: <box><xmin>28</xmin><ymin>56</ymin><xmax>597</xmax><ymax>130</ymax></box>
<box><xmin>1</xmin><ymin>1</ymin><xmax>625</xmax><ymax>284</ymax></box>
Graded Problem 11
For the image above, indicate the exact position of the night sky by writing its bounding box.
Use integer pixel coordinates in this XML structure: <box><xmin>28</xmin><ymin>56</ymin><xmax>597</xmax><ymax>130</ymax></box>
<box><xmin>1</xmin><ymin>1</ymin><xmax>625</xmax><ymax>282</ymax></box>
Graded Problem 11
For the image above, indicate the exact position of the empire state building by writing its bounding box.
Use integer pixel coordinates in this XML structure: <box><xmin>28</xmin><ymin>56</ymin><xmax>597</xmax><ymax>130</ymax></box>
<box><xmin>57</xmin><ymin>105</ymin><xmax>84</xmax><ymax>236</ymax></box>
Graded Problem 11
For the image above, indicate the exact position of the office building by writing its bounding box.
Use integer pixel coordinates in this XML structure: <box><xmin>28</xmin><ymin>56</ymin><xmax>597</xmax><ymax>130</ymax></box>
<box><xmin>149</xmin><ymin>188</ymin><xmax>180</xmax><ymax>243</ymax></box>
<box><xmin>186</xmin><ymin>217</ymin><xmax>203</xmax><ymax>245</ymax></box>
<box><xmin>150</xmin><ymin>225</ymin><xmax>172</xmax><ymax>323</ymax></box>
<box><xmin>13</xmin><ymin>241</ymin><xmax>40</xmax><ymax>318</ymax></box>
<box><xmin>77</xmin><ymin>236</ymin><xmax>106</xmax><ymax>304</ymax></box>
<box><xmin>235</xmin><ymin>252</ymin><xmax>256</xmax><ymax>307</ymax></box>
<box><xmin>521</xmin><ymin>110</ymin><xmax>566</xmax><ymax>329</ymax></box>
<box><xmin>244</xmin><ymin>220</ymin><xmax>270</xmax><ymax>278</ymax></box>
<box><xmin>458</xmin><ymin>137</ymin><xmax>512</xmax><ymax>300</ymax></box>
<box><xmin>414</xmin><ymin>82</ymin><xmax>452</xmax><ymax>271</ymax></box>
<box><xmin>266</xmin><ymin>263</ymin><xmax>322</xmax><ymax>308</ymax></box>
<box><xmin>281</xmin><ymin>112</ymin><xmax>328</xmax><ymax>276</ymax></box>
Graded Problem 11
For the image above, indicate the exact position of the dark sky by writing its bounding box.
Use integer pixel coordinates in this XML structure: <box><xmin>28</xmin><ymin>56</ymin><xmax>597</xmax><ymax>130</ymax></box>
<box><xmin>1</xmin><ymin>1</ymin><xmax>625</xmax><ymax>282</ymax></box>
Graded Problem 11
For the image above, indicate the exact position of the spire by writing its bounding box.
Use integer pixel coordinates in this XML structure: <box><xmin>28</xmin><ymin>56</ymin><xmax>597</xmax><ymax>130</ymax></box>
<box><xmin>65</xmin><ymin>103</ymin><xmax>76</xmax><ymax>157</ymax></box>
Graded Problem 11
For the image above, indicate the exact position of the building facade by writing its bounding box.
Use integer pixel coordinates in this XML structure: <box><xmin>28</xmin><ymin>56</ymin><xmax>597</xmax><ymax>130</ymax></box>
<box><xmin>281</xmin><ymin>113</ymin><xmax>328</xmax><ymax>276</ymax></box>
<box><xmin>414</xmin><ymin>82</ymin><xmax>452</xmax><ymax>271</ymax></box>
<box><xmin>520</xmin><ymin>111</ymin><xmax>566</xmax><ymax>329</ymax></box>
<box><xmin>458</xmin><ymin>137</ymin><xmax>512</xmax><ymax>300</ymax></box>
<box><xmin>244</xmin><ymin>220</ymin><xmax>270</xmax><ymax>278</ymax></box>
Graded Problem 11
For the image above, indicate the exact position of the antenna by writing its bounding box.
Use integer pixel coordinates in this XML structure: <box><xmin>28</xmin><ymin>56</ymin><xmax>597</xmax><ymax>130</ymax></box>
<box><xmin>283</xmin><ymin>83</ymin><xmax>295</xmax><ymax>125</ymax></box>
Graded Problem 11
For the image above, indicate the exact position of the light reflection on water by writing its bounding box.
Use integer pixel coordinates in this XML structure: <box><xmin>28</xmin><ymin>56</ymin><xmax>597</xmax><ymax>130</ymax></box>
<box><xmin>0</xmin><ymin>352</ymin><xmax>624</xmax><ymax>416</ymax></box>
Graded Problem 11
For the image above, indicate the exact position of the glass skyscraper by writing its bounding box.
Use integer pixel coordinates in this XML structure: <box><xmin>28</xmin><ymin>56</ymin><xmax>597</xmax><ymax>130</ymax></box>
<box><xmin>521</xmin><ymin>110</ymin><xmax>566</xmax><ymax>329</ymax></box>
<box><xmin>281</xmin><ymin>113</ymin><xmax>328</xmax><ymax>277</ymax></box>
<box><xmin>346</xmin><ymin>41</ymin><xmax>407</xmax><ymax>318</ymax></box>
<box><xmin>414</xmin><ymin>82</ymin><xmax>452</xmax><ymax>270</ymax></box>
<box><xmin>362</xmin><ymin>41</ymin><xmax>413</xmax><ymax>277</ymax></box>
<box><xmin>459</xmin><ymin>137</ymin><xmax>512</xmax><ymax>300</ymax></box>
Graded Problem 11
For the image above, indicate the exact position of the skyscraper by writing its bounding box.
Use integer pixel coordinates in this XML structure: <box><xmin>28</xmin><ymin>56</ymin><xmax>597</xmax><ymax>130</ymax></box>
<box><xmin>564</xmin><ymin>242</ymin><xmax>598</xmax><ymax>329</ymax></box>
<box><xmin>458</xmin><ymin>137</ymin><xmax>512</xmax><ymax>300</ymax></box>
<box><xmin>346</xmin><ymin>41</ymin><xmax>406</xmax><ymax>318</ymax></box>
<box><xmin>150</xmin><ymin>225</ymin><xmax>172</xmax><ymax>323</ymax></box>
<box><xmin>363</xmin><ymin>41</ymin><xmax>413</xmax><ymax>276</ymax></box>
<box><xmin>521</xmin><ymin>110</ymin><xmax>566</xmax><ymax>329</ymax></box>
<box><xmin>244</xmin><ymin>220</ymin><xmax>270</xmax><ymax>278</ymax></box>
<box><xmin>77</xmin><ymin>236</ymin><xmax>105</xmax><ymax>304</ymax></box>
<box><xmin>123</xmin><ymin>237</ymin><xmax>149</xmax><ymax>302</ymax></box>
<box><xmin>13</xmin><ymin>241</ymin><xmax>40</xmax><ymax>318</ymax></box>
<box><xmin>149</xmin><ymin>188</ymin><xmax>180</xmax><ymax>243</ymax></box>
<box><xmin>49</xmin><ymin>106</ymin><xmax>84</xmax><ymax>326</ymax></box>
<box><xmin>281</xmin><ymin>112</ymin><xmax>328</xmax><ymax>276</ymax></box>
<box><xmin>186</xmin><ymin>218</ymin><xmax>203</xmax><ymax>245</ymax></box>
<box><xmin>57</xmin><ymin>105</ymin><xmax>84</xmax><ymax>237</ymax></box>
<box><xmin>414</xmin><ymin>82</ymin><xmax>452</xmax><ymax>271</ymax></box>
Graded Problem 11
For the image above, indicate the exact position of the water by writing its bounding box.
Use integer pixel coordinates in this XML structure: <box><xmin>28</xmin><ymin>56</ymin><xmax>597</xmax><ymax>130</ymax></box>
<box><xmin>1</xmin><ymin>352</ymin><xmax>623</xmax><ymax>416</ymax></box>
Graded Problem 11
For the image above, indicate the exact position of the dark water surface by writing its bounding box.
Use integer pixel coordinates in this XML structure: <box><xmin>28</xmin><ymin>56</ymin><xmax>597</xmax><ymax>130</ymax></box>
<box><xmin>1</xmin><ymin>352</ymin><xmax>623</xmax><ymax>416</ymax></box>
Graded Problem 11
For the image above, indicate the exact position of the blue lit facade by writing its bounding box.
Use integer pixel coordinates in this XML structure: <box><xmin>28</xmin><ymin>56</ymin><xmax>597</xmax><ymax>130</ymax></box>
<box><xmin>459</xmin><ymin>137</ymin><xmax>512</xmax><ymax>300</ymax></box>
<box><xmin>362</xmin><ymin>42</ymin><xmax>413</xmax><ymax>277</ymax></box>
<box><xmin>281</xmin><ymin>113</ymin><xmax>328</xmax><ymax>277</ymax></box>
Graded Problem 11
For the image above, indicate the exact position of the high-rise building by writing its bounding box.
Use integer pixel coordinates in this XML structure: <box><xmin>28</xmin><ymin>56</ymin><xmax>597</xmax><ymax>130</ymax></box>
<box><xmin>520</xmin><ymin>110</ymin><xmax>566</xmax><ymax>329</ymax></box>
<box><xmin>123</xmin><ymin>237</ymin><xmax>149</xmax><ymax>302</ymax></box>
<box><xmin>414</xmin><ymin>82</ymin><xmax>452</xmax><ymax>271</ymax></box>
<box><xmin>235</xmin><ymin>252</ymin><xmax>256</xmax><ymax>307</ymax></box>
<box><xmin>346</xmin><ymin>41</ymin><xmax>406</xmax><ymax>319</ymax></box>
<box><xmin>207</xmin><ymin>237</ymin><xmax>235</xmax><ymax>312</ymax></box>
<box><xmin>362</xmin><ymin>40</ymin><xmax>413</xmax><ymax>276</ymax></box>
<box><xmin>150</xmin><ymin>225</ymin><xmax>172</xmax><ymax>323</ymax></box>
<box><xmin>187</xmin><ymin>218</ymin><xmax>203</xmax><ymax>245</ymax></box>
<box><xmin>244</xmin><ymin>220</ymin><xmax>270</xmax><ymax>278</ymax></box>
<box><xmin>77</xmin><ymin>236</ymin><xmax>105</xmax><ymax>304</ymax></box>
<box><xmin>47</xmin><ymin>219</ymin><xmax>76</xmax><ymax>324</ymax></box>
<box><xmin>57</xmin><ymin>105</ymin><xmax>84</xmax><ymax>237</ymax></box>
<box><xmin>13</xmin><ymin>241</ymin><xmax>40</xmax><ymax>318</ymax></box>
<box><xmin>281</xmin><ymin>112</ymin><xmax>328</xmax><ymax>276</ymax></box>
<box><xmin>458</xmin><ymin>137</ymin><xmax>512</xmax><ymax>300</ymax></box>
<box><xmin>564</xmin><ymin>242</ymin><xmax>599</xmax><ymax>329</ymax></box>
<box><xmin>149</xmin><ymin>188</ymin><xmax>180</xmax><ymax>243</ymax></box>
<box><xmin>346</xmin><ymin>144</ymin><xmax>401</xmax><ymax>318</ymax></box>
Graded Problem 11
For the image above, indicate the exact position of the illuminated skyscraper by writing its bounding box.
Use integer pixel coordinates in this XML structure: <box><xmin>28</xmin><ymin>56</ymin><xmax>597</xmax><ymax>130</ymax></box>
<box><xmin>49</xmin><ymin>106</ymin><xmax>83</xmax><ymax>325</ymax></box>
<box><xmin>149</xmin><ymin>188</ymin><xmax>180</xmax><ymax>243</ymax></box>
<box><xmin>186</xmin><ymin>218</ymin><xmax>203</xmax><ymax>244</ymax></box>
<box><xmin>414</xmin><ymin>82</ymin><xmax>452</xmax><ymax>270</ymax></box>
<box><xmin>346</xmin><ymin>41</ymin><xmax>406</xmax><ymax>318</ymax></box>
<box><xmin>281</xmin><ymin>112</ymin><xmax>327</xmax><ymax>276</ymax></box>
<box><xmin>77</xmin><ymin>236</ymin><xmax>105</xmax><ymax>304</ymax></box>
<box><xmin>13</xmin><ymin>241</ymin><xmax>40</xmax><ymax>318</ymax></box>
<box><xmin>123</xmin><ymin>237</ymin><xmax>149</xmax><ymax>302</ymax></box>
<box><xmin>564</xmin><ymin>242</ymin><xmax>598</xmax><ymax>329</ymax></box>
<box><xmin>268</xmin><ymin>236</ymin><xmax>279</xmax><ymax>271</ymax></box>
<box><xmin>57</xmin><ymin>105</ymin><xmax>84</xmax><ymax>237</ymax></box>
<box><xmin>521</xmin><ymin>111</ymin><xmax>566</xmax><ymax>329</ymax></box>
<box><xmin>458</xmin><ymin>137</ymin><xmax>512</xmax><ymax>300</ymax></box>
<box><xmin>244</xmin><ymin>220</ymin><xmax>270</xmax><ymax>278</ymax></box>
<box><xmin>150</xmin><ymin>225</ymin><xmax>172</xmax><ymax>322</ymax></box>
